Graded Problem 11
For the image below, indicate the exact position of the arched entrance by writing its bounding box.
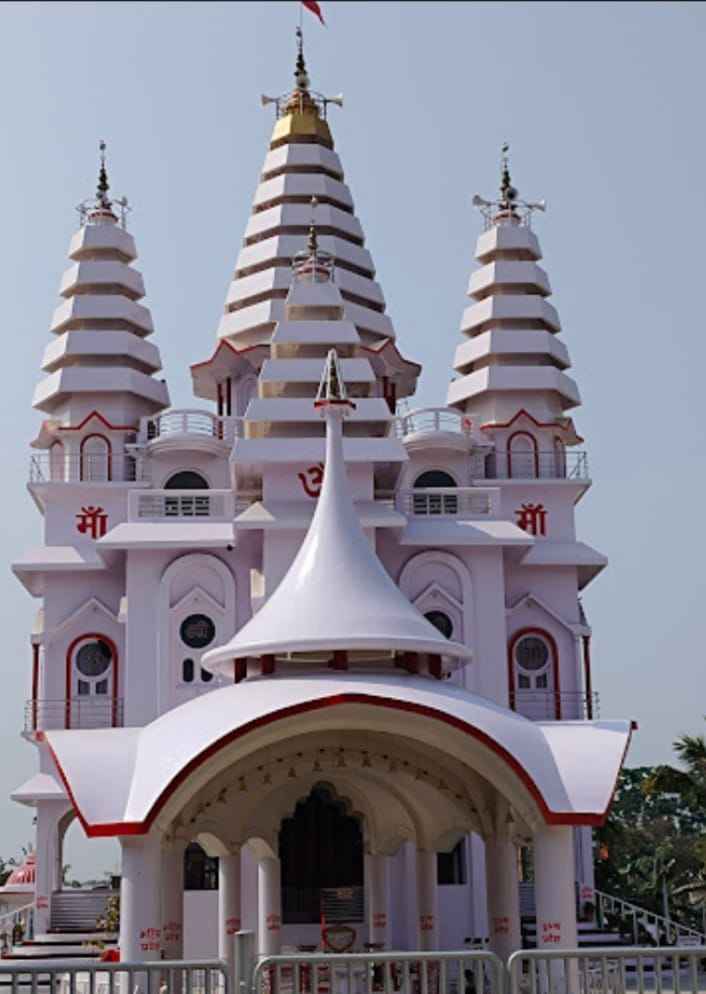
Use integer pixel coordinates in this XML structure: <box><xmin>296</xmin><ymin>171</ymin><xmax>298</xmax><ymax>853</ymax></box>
<box><xmin>280</xmin><ymin>784</ymin><xmax>363</xmax><ymax>924</ymax></box>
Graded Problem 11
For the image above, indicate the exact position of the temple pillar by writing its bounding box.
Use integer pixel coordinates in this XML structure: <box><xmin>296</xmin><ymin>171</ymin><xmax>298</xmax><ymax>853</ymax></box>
<box><xmin>366</xmin><ymin>852</ymin><xmax>390</xmax><ymax>947</ymax></box>
<box><xmin>416</xmin><ymin>849</ymin><xmax>439</xmax><ymax>950</ymax></box>
<box><xmin>161</xmin><ymin>841</ymin><xmax>185</xmax><ymax>960</ymax></box>
<box><xmin>257</xmin><ymin>855</ymin><xmax>282</xmax><ymax>957</ymax></box>
<box><xmin>119</xmin><ymin>834</ymin><xmax>163</xmax><ymax>961</ymax></box>
<box><xmin>219</xmin><ymin>849</ymin><xmax>242</xmax><ymax>971</ymax></box>
<box><xmin>485</xmin><ymin>836</ymin><xmax>522</xmax><ymax>961</ymax></box>
<box><xmin>34</xmin><ymin>800</ymin><xmax>72</xmax><ymax>935</ymax></box>
<box><xmin>534</xmin><ymin>826</ymin><xmax>579</xmax><ymax>988</ymax></box>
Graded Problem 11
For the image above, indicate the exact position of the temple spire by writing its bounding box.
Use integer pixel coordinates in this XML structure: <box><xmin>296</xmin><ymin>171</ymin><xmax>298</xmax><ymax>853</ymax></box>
<box><xmin>499</xmin><ymin>142</ymin><xmax>518</xmax><ymax>211</ymax></box>
<box><xmin>294</xmin><ymin>25</ymin><xmax>310</xmax><ymax>91</ymax></box>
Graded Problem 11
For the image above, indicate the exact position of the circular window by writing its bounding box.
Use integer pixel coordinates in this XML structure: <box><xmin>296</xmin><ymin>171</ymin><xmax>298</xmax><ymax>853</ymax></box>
<box><xmin>424</xmin><ymin>611</ymin><xmax>454</xmax><ymax>639</ymax></box>
<box><xmin>180</xmin><ymin>614</ymin><xmax>216</xmax><ymax>649</ymax></box>
<box><xmin>515</xmin><ymin>635</ymin><xmax>549</xmax><ymax>671</ymax></box>
<box><xmin>75</xmin><ymin>640</ymin><xmax>112</xmax><ymax>679</ymax></box>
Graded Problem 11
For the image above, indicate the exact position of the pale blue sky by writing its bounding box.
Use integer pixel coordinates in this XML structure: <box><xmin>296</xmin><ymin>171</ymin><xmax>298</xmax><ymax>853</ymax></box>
<box><xmin>0</xmin><ymin>1</ymin><xmax>704</xmax><ymax>878</ymax></box>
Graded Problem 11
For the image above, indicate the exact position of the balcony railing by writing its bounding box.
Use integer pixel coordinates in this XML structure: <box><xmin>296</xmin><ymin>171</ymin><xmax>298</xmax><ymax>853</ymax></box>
<box><xmin>482</xmin><ymin>450</ymin><xmax>589</xmax><ymax>480</ymax></box>
<box><xmin>395</xmin><ymin>407</ymin><xmax>473</xmax><ymax>439</ymax></box>
<box><xmin>25</xmin><ymin>698</ymin><xmax>124</xmax><ymax>732</ymax></box>
<box><xmin>29</xmin><ymin>453</ymin><xmax>142</xmax><ymax>484</ymax></box>
<box><xmin>138</xmin><ymin>410</ymin><xmax>242</xmax><ymax>446</ymax></box>
<box><xmin>396</xmin><ymin>486</ymin><xmax>498</xmax><ymax>518</ymax></box>
<box><xmin>510</xmin><ymin>690</ymin><xmax>599</xmax><ymax>720</ymax></box>
<box><xmin>128</xmin><ymin>488</ymin><xmax>235</xmax><ymax>522</ymax></box>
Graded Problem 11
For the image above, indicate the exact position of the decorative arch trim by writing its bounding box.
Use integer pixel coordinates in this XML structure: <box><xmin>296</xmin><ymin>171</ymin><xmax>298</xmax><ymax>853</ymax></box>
<box><xmin>64</xmin><ymin>633</ymin><xmax>119</xmax><ymax>730</ymax></box>
<box><xmin>507</xmin><ymin>627</ymin><xmax>561</xmax><ymax>720</ymax></box>
<box><xmin>399</xmin><ymin>550</ymin><xmax>473</xmax><ymax>650</ymax></box>
<box><xmin>46</xmin><ymin>692</ymin><xmax>623</xmax><ymax>839</ymax></box>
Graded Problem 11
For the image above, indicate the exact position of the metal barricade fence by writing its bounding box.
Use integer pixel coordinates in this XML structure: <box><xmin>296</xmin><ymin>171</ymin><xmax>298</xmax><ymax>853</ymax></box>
<box><xmin>507</xmin><ymin>946</ymin><xmax>706</xmax><ymax>994</ymax></box>
<box><xmin>0</xmin><ymin>959</ymin><xmax>228</xmax><ymax>994</ymax></box>
<box><xmin>253</xmin><ymin>951</ymin><xmax>505</xmax><ymax>994</ymax></box>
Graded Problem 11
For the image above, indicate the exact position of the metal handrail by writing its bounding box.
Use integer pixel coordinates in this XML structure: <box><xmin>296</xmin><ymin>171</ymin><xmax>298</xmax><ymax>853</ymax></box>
<box><xmin>255</xmin><ymin>950</ymin><xmax>506</xmax><ymax>994</ymax></box>
<box><xmin>591</xmin><ymin>886</ymin><xmax>706</xmax><ymax>946</ymax></box>
<box><xmin>508</xmin><ymin>946</ymin><xmax>706</xmax><ymax>994</ymax></box>
<box><xmin>482</xmin><ymin>450</ymin><xmax>589</xmax><ymax>481</ymax></box>
<box><xmin>24</xmin><ymin>699</ymin><xmax>124</xmax><ymax>733</ymax></box>
<box><xmin>395</xmin><ymin>407</ymin><xmax>474</xmax><ymax>439</ymax></box>
<box><xmin>0</xmin><ymin>902</ymin><xmax>34</xmax><ymax>928</ymax></box>
<box><xmin>139</xmin><ymin>410</ymin><xmax>241</xmax><ymax>444</ymax></box>
<box><xmin>28</xmin><ymin>453</ymin><xmax>141</xmax><ymax>484</ymax></box>
<box><xmin>0</xmin><ymin>960</ymin><xmax>228</xmax><ymax>994</ymax></box>
<box><xmin>511</xmin><ymin>690</ymin><xmax>600</xmax><ymax>720</ymax></box>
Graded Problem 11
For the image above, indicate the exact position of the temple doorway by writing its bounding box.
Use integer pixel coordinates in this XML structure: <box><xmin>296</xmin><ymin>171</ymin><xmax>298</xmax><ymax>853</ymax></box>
<box><xmin>279</xmin><ymin>784</ymin><xmax>364</xmax><ymax>924</ymax></box>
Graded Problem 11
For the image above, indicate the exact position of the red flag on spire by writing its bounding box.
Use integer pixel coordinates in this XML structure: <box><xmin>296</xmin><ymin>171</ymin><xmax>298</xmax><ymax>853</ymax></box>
<box><xmin>301</xmin><ymin>0</ymin><xmax>325</xmax><ymax>24</ymax></box>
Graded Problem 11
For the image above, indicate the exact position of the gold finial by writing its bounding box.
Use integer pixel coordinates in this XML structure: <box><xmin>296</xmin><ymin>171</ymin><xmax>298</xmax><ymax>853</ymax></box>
<box><xmin>97</xmin><ymin>140</ymin><xmax>111</xmax><ymax>210</ymax></box>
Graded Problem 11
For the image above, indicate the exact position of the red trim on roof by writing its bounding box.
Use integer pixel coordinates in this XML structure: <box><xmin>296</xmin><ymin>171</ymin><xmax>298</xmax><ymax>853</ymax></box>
<box><xmin>190</xmin><ymin>340</ymin><xmax>264</xmax><ymax>371</ymax></box>
<box><xmin>480</xmin><ymin>408</ymin><xmax>583</xmax><ymax>442</ymax></box>
<box><xmin>360</xmin><ymin>339</ymin><xmax>422</xmax><ymax>372</ymax></box>
<box><xmin>47</xmin><ymin>693</ymin><xmax>631</xmax><ymax>838</ymax></box>
<box><xmin>56</xmin><ymin>411</ymin><xmax>137</xmax><ymax>432</ymax></box>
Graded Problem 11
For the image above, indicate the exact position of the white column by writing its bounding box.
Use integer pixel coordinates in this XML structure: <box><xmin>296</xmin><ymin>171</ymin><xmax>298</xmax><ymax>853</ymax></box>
<box><xmin>257</xmin><ymin>856</ymin><xmax>282</xmax><ymax>957</ymax></box>
<box><xmin>416</xmin><ymin>849</ymin><xmax>439</xmax><ymax>951</ymax></box>
<box><xmin>366</xmin><ymin>853</ymin><xmax>390</xmax><ymax>947</ymax></box>
<box><xmin>485</xmin><ymin>837</ymin><xmax>522</xmax><ymax>961</ymax></box>
<box><xmin>161</xmin><ymin>842</ymin><xmax>184</xmax><ymax>960</ymax></box>
<box><xmin>219</xmin><ymin>849</ymin><xmax>242</xmax><ymax>970</ymax></box>
<box><xmin>534</xmin><ymin>826</ymin><xmax>579</xmax><ymax>990</ymax></box>
<box><xmin>119</xmin><ymin>835</ymin><xmax>163</xmax><ymax>961</ymax></box>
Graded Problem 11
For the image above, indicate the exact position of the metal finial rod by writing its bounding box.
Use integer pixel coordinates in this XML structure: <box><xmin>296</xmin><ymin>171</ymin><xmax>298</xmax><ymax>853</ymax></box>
<box><xmin>295</xmin><ymin>25</ymin><xmax>309</xmax><ymax>91</ymax></box>
<box><xmin>307</xmin><ymin>195</ymin><xmax>319</xmax><ymax>256</ymax></box>
<box><xmin>97</xmin><ymin>140</ymin><xmax>111</xmax><ymax>209</ymax></box>
<box><xmin>499</xmin><ymin>141</ymin><xmax>517</xmax><ymax>205</ymax></box>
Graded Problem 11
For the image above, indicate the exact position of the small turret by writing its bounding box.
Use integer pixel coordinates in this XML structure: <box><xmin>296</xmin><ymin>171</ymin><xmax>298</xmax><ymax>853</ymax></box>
<box><xmin>32</xmin><ymin>144</ymin><xmax>169</xmax><ymax>428</ymax></box>
<box><xmin>447</xmin><ymin>147</ymin><xmax>580</xmax><ymax>427</ymax></box>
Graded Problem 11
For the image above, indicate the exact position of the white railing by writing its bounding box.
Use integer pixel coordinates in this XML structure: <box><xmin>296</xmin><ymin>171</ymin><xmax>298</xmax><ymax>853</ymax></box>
<box><xmin>0</xmin><ymin>902</ymin><xmax>34</xmax><ymax>947</ymax></box>
<box><xmin>138</xmin><ymin>409</ymin><xmax>242</xmax><ymax>445</ymax></box>
<box><xmin>592</xmin><ymin>887</ymin><xmax>706</xmax><ymax>947</ymax></box>
<box><xmin>254</xmin><ymin>950</ymin><xmax>505</xmax><ymax>994</ymax></box>
<box><xmin>395</xmin><ymin>407</ymin><xmax>474</xmax><ymax>439</ymax></box>
<box><xmin>0</xmin><ymin>961</ymin><xmax>227</xmax><ymax>994</ymax></box>
<box><xmin>511</xmin><ymin>690</ymin><xmax>600</xmax><ymax>721</ymax></box>
<box><xmin>29</xmin><ymin>453</ymin><xmax>142</xmax><ymax>484</ymax></box>
<box><xmin>396</xmin><ymin>487</ymin><xmax>498</xmax><ymax>518</ymax></box>
<box><xmin>508</xmin><ymin>946</ymin><xmax>706</xmax><ymax>994</ymax></box>
<box><xmin>129</xmin><ymin>489</ymin><xmax>235</xmax><ymax>522</ymax></box>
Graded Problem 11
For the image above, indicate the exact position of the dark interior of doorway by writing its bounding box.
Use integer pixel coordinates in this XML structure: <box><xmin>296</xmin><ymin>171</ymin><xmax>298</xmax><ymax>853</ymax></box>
<box><xmin>280</xmin><ymin>783</ymin><xmax>364</xmax><ymax>924</ymax></box>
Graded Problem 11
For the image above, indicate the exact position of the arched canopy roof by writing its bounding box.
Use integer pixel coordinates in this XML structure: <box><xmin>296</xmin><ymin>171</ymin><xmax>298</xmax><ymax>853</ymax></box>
<box><xmin>44</xmin><ymin>674</ymin><xmax>632</xmax><ymax>838</ymax></box>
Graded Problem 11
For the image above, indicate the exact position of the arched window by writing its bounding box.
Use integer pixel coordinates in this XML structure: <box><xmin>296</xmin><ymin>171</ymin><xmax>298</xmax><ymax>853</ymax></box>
<box><xmin>184</xmin><ymin>842</ymin><xmax>218</xmax><ymax>891</ymax></box>
<box><xmin>507</xmin><ymin>432</ymin><xmax>538</xmax><ymax>479</ymax></box>
<box><xmin>80</xmin><ymin>435</ymin><xmax>111</xmax><ymax>482</ymax></box>
<box><xmin>413</xmin><ymin>470</ymin><xmax>458</xmax><ymax>515</ymax></box>
<box><xmin>164</xmin><ymin>471</ymin><xmax>209</xmax><ymax>490</ymax></box>
<box><xmin>66</xmin><ymin>635</ymin><xmax>118</xmax><ymax>729</ymax></box>
<box><xmin>508</xmin><ymin>629</ymin><xmax>560</xmax><ymax>719</ymax></box>
<box><xmin>425</xmin><ymin>610</ymin><xmax>454</xmax><ymax>639</ymax></box>
<box><xmin>179</xmin><ymin>613</ymin><xmax>217</xmax><ymax>685</ymax></box>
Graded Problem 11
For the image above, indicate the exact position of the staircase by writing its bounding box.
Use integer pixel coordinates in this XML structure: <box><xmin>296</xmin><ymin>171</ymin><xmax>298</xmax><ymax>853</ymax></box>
<box><xmin>49</xmin><ymin>890</ymin><xmax>116</xmax><ymax>933</ymax></box>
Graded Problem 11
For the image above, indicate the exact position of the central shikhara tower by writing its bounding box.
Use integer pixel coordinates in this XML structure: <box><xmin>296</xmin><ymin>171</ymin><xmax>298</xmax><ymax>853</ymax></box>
<box><xmin>10</xmin><ymin>33</ymin><xmax>631</xmax><ymax>965</ymax></box>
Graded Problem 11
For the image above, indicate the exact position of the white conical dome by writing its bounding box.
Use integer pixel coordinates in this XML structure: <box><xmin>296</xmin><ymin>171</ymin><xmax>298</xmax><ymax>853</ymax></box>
<box><xmin>32</xmin><ymin>146</ymin><xmax>169</xmax><ymax>424</ymax></box>
<box><xmin>203</xmin><ymin>352</ymin><xmax>467</xmax><ymax>677</ymax></box>
<box><xmin>447</xmin><ymin>155</ymin><xmax>580</xmax><ymax>426</ymax></box>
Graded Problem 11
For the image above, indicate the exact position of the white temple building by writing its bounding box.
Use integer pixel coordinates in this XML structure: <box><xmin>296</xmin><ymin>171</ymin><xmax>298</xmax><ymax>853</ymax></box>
<box><xmin>11</xmin><ymin>34</ymin><xmax>633</xmax><ymax>964</ymax></box>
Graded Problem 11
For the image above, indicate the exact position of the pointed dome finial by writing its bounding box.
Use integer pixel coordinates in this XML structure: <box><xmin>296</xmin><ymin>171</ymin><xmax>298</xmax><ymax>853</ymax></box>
<box><xmin>292</xmin><ymin>195</ymin><xmax>333</xmax><ymax>281</ymax></box>
<box><xmin>315</xmin><ymin>349</ymin><xmax>353</xmax><ymax>408</ymax></box>
<box><xmin>499</xmin><ymin>142</ymin><xmax>518</xmax><ymax>207</ymax></box>
<box><xmin>97</xmin><ymin>140</ymin><xmax>111</xmax><ymax>210</ymax></box>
